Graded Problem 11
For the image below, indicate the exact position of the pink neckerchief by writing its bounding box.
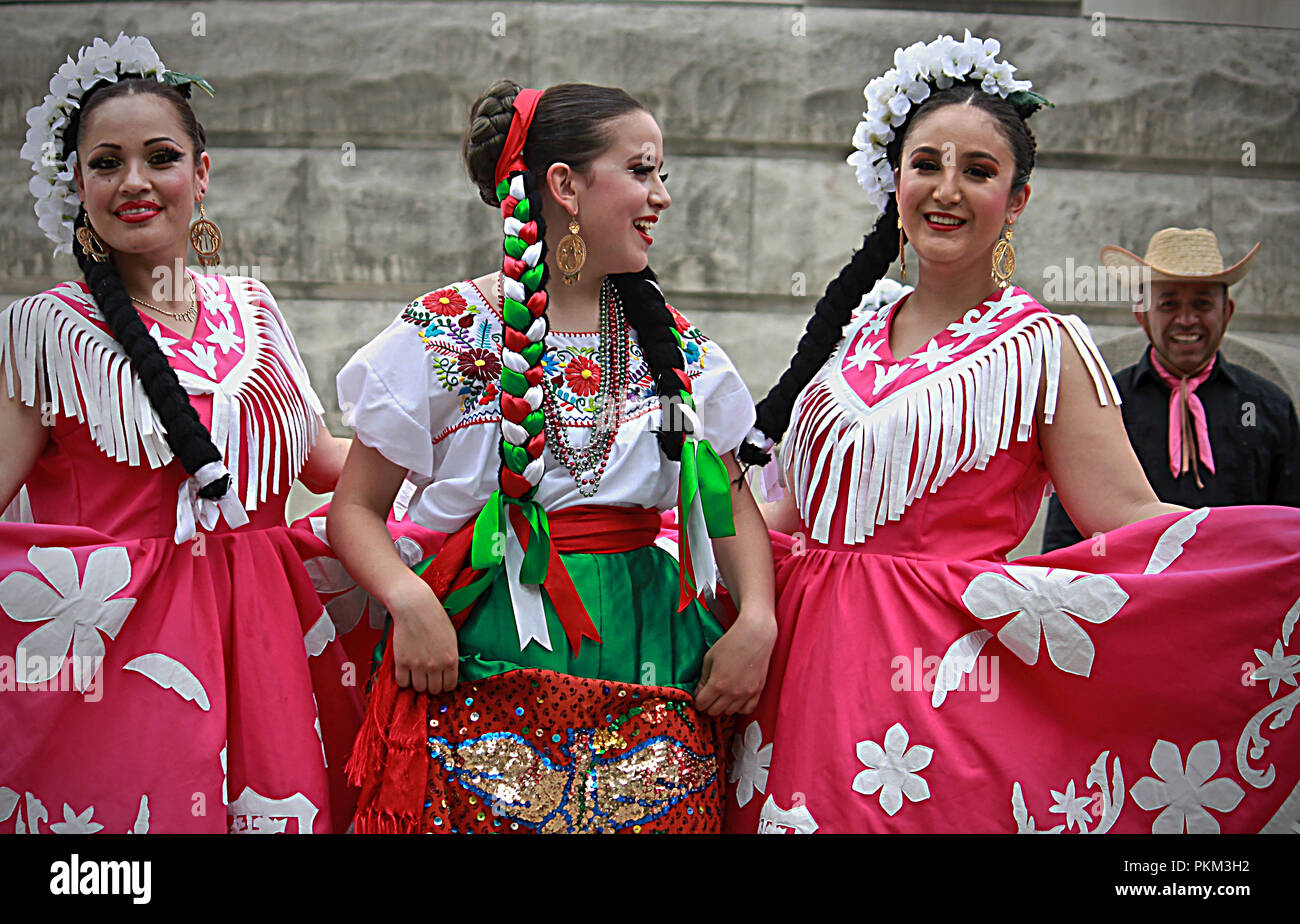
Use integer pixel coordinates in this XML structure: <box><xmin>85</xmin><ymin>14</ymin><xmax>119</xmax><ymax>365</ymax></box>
<box><xmin>1147</xmin><ymin>347</ymin><xmax>1216</xmax><ymax>486</ymax></box>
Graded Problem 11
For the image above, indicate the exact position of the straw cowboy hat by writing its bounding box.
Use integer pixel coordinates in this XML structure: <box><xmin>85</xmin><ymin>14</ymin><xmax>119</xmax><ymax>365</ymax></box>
<box><xmin>1101</xmin><ymin>227</ymin><xmax>1261</xmax><ymax>286</ymax></box>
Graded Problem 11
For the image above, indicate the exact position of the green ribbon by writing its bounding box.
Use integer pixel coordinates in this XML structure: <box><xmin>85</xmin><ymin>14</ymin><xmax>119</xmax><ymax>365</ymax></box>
<box><xmin>444</xmin><ymin>490</ymin><xmax>553</xmax><ymax>616</ymax></box>
<box><xmin>680</xmin><ymin>438</ymin><xmax>736</xmax><ymax>538</ymax></box>
<box><xmin>504</xmin><ymin>235</ymin><xmax>527</xmax><ymax>259</ymax></box>
<box><xmin>502</xmin><ymin>297</ymin><xmax>530</xmax><ymax>331</ymax></box>
<box><xmin>495</xmin><ymin>178</ymin><xmax>511</xmax><ymax>202</ymax></box>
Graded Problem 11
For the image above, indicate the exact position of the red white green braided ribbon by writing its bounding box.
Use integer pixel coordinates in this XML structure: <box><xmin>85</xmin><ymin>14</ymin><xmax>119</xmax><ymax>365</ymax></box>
<box><xmin>470</xmin><ymin>169</ymin><xmax>557</xmax><ymax>650</ymax></box>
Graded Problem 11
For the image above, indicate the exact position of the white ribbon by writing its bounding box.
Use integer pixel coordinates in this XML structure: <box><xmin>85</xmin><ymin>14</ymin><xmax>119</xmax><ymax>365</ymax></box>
<box><xmin>521</xmin><ymin>241</ymin><xmax>543</xmax><ymax>267</ymax></box>
<box><xmin>502</xmin><ymin>276</ymin><xmax>526</xmax><ymax>304</ymax></box>
<box><xmin>502</xmin><ymin>348</ymin><xmax>528</xmax><ymax>373</ymax></box>
<box><xmin>503</xmin><ymin>525</ymin><xmax>552</xmax><ymax>652</ymax></box>
<box><xmin>173</xmin><ymin>463</ymin><xmax>250</xmax><ymax>544</ymax></box>
<box><xmin>685</xmin><ymin>448</ymin><xmax>718</xmax><ymax>599</ymax></box>
<box><xmin>508</xmin><ymin>175</ymin><xmax>526</xmax><ymax>202</ymax></box>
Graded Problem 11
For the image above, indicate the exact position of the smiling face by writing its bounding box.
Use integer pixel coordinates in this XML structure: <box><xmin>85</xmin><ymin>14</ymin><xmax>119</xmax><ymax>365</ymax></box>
<box><xmin>894</xmin><ymin>102</ymin><xmax>1028</xmax><ymax>285</ymax></box>
<box><xmin>1136</xmin><ymin>280</ymin><xmax>1233</xmax><ymax>376</ymax></box>
<box><xmin>551</xmin><ymin>109</ymin><xmax>670</xmax><ymax>277</ymax></box>
<box><xmin>74</xmin><ymin>91</ymin><xmax>209</xmax><ymax>265</ymax></box>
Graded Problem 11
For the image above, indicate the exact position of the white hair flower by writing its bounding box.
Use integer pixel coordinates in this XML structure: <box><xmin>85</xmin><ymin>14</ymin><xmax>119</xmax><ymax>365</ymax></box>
<box><xmin>847</xmin><ymin>30</ymin><xmax>1049</xmax><ymax>218</ymax></box>
<box><xmin>20</xmin><ymin>33</ymin><xmax>170</xmax><ymax>257</ymax></box>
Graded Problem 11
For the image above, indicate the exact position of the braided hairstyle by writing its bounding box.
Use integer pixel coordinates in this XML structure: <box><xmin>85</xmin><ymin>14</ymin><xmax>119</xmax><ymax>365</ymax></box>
<box><xmin>66</xmin><ymin>77</ymin><xmax>228</xmax><ymax>498</ymax></box>
<box><xmin>738</xmin><ymin>81</ymin><xmax>1040</xmax><ymax>466</ymax></box>
<box><xmin>464</xmin><ymin>79</ymin><xmax>691</xmax><ymax>496</ymax></box>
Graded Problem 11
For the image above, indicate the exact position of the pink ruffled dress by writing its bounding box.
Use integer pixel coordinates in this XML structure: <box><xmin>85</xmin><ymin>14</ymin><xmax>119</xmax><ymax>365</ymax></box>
<box><xmin>726</xmin><ymin>286</ymin><xmax>1300</xmax><ymax>834</ymax></box>
<box><xmin>0</xmin><ymin>274</ymin><xmax>438</xmax><ymax>833</ymax></box>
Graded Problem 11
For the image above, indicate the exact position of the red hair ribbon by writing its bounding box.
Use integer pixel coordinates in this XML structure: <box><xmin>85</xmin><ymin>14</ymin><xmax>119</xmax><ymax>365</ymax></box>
<box><xmin>493</xmin><ymin>87</ymin><xmax>543</xmax><ymax>185</ymax></box>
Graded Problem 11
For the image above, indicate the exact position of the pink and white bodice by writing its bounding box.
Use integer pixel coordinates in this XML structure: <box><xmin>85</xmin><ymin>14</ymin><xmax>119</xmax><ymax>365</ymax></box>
<box><xmin>783</xmin><ymin>286</ymin><xmax>1119</xmax><ymax>560</ymax></box>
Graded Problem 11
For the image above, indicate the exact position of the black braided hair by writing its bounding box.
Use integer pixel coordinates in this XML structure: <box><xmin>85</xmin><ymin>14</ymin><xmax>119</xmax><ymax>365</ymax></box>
<box><xmin>610</xmin><ymin>267</ymin><xmax>686</xmax><ymax>461</ymax></box>
<box><xmin>67</xmin><ymin>76</ymin><xmax>228</xmax><ymax>498</ymax></box>
<box><xmin>738</xmin><ymin>79</ymin><xmax>1040</xmax><ymax>467</ymax></box>
<box><xmin>464</xmin><ymin>80</ymin><xmax>688</xmax><ymax>465</ymax></box>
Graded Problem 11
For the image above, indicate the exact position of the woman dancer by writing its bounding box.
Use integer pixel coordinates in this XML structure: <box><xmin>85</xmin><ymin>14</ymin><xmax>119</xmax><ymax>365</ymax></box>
<box><xmin>730</xmin><ymin>32</ymin><xmax>1300</xmax><ymax>834</ymax></box>
<box><xmin>331</xmin><ymin>80</ymin><xmax>775</xmax><ymax>833</ymax></box>
<box><xmin>0</xmin><ymin>34</ymin><xmax>368</xmax><ymax>833</ymax></box>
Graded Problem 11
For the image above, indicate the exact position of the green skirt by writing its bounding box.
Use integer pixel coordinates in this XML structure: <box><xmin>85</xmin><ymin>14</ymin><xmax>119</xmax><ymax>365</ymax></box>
<box><xmin>455</xmin><ymin>544</ymin><xmax>726</xmax><ymax>692</ymax></box>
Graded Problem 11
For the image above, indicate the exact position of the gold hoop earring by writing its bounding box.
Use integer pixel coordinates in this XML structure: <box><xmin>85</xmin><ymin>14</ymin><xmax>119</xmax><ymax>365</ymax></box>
<box><xmin>189</xmin><ymin>200</ymin><xmax>223</xmax><ymax>267</ymax></box>
<box><xmin>76</xmin><ymin>220</ymin><xmax>109</xmax><ymax>263</ymax></box>
<box><xmin>991</xmin><ymin>225</ymin><xmax>1016</xmax><ymax>288</ymax></box>
<box><xmin>556</xmin><ymin>216</ymin><xmax>587</xmax><ymax>286</ymax></box>
<box><xmin>897</xmin><ymin>216</ymin><xmax>906</xmax><ymax>281</ymax></box>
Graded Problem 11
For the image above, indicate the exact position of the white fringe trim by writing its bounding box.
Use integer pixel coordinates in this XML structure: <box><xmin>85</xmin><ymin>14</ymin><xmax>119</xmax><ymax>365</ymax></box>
<box><xmin>1</xmin><ymin>277</ymin><xmax>324</xmax><ymax>512</ymax></box>
<box><xmin>785</xmin><ymin>311</ymin><xmax>1119</xmax><ymax>545</ymax></box>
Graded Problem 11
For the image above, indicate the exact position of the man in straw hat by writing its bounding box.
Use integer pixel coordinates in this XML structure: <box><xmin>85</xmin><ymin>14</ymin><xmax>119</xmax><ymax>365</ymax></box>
<box><xmin>1042</xmin><ymin>227</ymin><xmax>1299</xmax><ymax>552</ymax></box>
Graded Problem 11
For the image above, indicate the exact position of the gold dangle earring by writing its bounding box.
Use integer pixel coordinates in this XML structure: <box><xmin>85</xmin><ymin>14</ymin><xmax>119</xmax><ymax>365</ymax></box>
<box><xmin>76</xmin><ymin>217</ymin><xmax>109</xmax><ymax>263</ymax></box>
<box><xmin>189</xmin><ymin>199</ymin><xmax>223</xmax><ymax>268</ymax></box>
<box><xmin>897</xmin><ymin>216</ymin><xmax>906</xmax><ymax>281</ymax></box>
<box><xmin>556</xmin><ymin>214</ymin><xmax>587</xmax><ymax>286</ymax></box>
<box><xmin>991</xmin><ymin>224</ymin><xmax>1016</xmax><ymax>288</ymax></box>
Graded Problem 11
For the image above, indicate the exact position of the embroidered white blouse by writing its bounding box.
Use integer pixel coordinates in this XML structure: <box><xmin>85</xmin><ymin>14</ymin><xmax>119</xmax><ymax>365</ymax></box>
<box><xmin>337</xmin><ymin>280</ymin><xmax>756</xmax><ymax>533</ymax></box>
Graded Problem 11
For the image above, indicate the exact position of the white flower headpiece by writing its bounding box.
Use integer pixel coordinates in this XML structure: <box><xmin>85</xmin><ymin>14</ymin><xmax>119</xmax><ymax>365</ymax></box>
<box><xmin>847</xmin><ymin>30</ymin><xmax>1050</xmax><ymax>214</ymax></box>
<box><xmin>19</xmin><ymin>33</ymin><xmax>213</xmax><ymax>257</ymax></box>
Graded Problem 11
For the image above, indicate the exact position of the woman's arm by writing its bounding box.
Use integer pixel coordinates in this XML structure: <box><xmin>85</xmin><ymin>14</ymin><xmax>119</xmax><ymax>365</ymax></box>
<box><xmin>694</xmin><ymin>450</ymin><xmax>777</xmax><ymax>717</ymax></box>
<box><xmin>758</xmin><ymin>491</ymin><xmax>802</xmax><ymax>534</ymax></box>
<box><xmin>298</xmin><ymin>419</ymin><xmax>351</xmax><ymax>494</ymax></box>
<box><xmin>0</xmin><ymin>375</ymin><xmax>47</xmax><ymax>512</ymax></box>
<box><xmin>1039</xmin><ymin>333</ymin><xmax>1185</xmax><ymax>537</ymax></box>
<box><xmin>326</xmin><ymin>440</ymin><xmax>459</xmax><ymax>693</ymax></box>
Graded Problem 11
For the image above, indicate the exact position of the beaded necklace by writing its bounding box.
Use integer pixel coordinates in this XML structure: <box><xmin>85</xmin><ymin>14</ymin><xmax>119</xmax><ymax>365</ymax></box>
<box><xmin>542</xmin><ymin>277</ymin><xmax>629</xmax><ymax>497</ymax></box>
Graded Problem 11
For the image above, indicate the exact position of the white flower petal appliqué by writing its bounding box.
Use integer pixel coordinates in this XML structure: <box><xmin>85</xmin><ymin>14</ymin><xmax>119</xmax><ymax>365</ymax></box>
<box><xmin>1130</xmin><ymin>739</ymin><xmax>1244</xmax><ymax>834</ymax></box>
<box><xmin>50</xmin><ymin>803</ymin><xmax>104</xmax><ymax>834</ymax></box>
<box><xmin>962</xmin><ymin>565</ymin><xmax>1128</xmax><ymax>677</ymax></box>
<box><xmin>123</xmin><ymin>652</ymin><xmax>211</xmax><ymax>711</ymax></box>
<box><xmin>728</xmin><ymin>721</ymin><xmax>773</xmax><ymax>808</ymax></box>
<box><xmin>0</xmin><ymin>545</ymin><xmax>136</xmax><ymax>690</ymax></box>
<box><xmin>852</xmin><ymin>722</ymin><xmax>933</xmax><ymax>816</ymax></box>
<box><xmin>1252</xmin><ymin>640</ymin><xmax>1300</xmax><ymax>698</ymax></box>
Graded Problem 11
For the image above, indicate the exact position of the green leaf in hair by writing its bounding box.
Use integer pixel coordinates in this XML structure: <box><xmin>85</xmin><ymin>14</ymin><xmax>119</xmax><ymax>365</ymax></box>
<box><xmin>161</xmin><ymin>71</ymin><xmax>215</xmax><ymax>97</ymax></box>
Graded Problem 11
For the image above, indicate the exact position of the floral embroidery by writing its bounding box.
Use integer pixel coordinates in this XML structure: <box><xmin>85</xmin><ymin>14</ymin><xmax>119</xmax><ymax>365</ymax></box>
<box><xmin>1130</xmin><ymin>739</ymin><xmax>1244</xmax><ymax>834</ymax></box>
<box><xmin>962</xmin><ymin>565</ymin><xmax>1128</xmax><ymax>677</ymax></box>
<box><xmin>406</xmin><ymin>283</ymin><xmax>711</xmax><ymax>437</ymax></box>
<box><xmin>852</xmin><ymin>722</ymin><xmax>933</xmax><ymax>816</ymax></box>
<box><xmin>458</xmin><ymin>347</ymin><xmax>501</xmax><ymax>383</ymax></box>
<box><xmin>0</xmin><ymin>545</ymin><xmax>135</xmax><ymax>692</ymax></box>
<box><xmin>564</xmin><ymin>354</ymin><xmax>601</xmax><ymax>397</ymax></box>
<box><xmin>423</xmin><ymin>287</ymin><xmax>468</xmax><ymax>316</ymax></box>
<box><xmin>728</xmin><ymin>721</ymin><xmax>773</xmax><ymax>808</ymax></box>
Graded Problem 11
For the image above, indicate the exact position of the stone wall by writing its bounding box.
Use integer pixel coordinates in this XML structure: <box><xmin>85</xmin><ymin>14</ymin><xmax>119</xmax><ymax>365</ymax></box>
<box><xmin>3</xmin><ymin>0</ymin><xmax>1297</xmax><ymax>425</ymax></box>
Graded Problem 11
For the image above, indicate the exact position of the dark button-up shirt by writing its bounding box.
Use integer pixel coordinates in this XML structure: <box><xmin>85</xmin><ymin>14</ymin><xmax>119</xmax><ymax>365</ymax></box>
<box><xmin>1041</xmin><ymin>348</ymin><xmax>1300</xmax><ymax>553</ymax></box>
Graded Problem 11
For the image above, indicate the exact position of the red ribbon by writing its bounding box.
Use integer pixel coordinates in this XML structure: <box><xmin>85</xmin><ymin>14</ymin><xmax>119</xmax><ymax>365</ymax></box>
<box><xmin>493</xmin><ymin>87</ymin><xmax>543</xmax><ymax>185</ymax></box>
<box><xmin>417</xmin><ymin>504</ymin><xmax>662</xmax><ymax>653</ymax></box>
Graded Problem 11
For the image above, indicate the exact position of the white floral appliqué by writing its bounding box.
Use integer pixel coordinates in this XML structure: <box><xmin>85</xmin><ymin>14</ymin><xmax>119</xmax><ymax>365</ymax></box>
<box><xmin>728</xmin><ymin>721</ymin><xmax>773</xmax><ymax>808</ymax></box>
<box><xmin>852</xmin><ymin>722</ymin><xmax>933</xmax><ymax>816</ymax></box>
<box><xmin>0</xmin><ymin>546</ymin><xmax>135</xmax><ymax>691</ymax></box>
<box><xmin>1252</xmin><ymin>640</ymin><xmax>1300</xmax><ymax>697</ymax></box>
<box><xmin>1130</xmin><ymin>739</ymin><xmax>1244</xmax><ymax>834</ymax></box>
<box><xmin>962</xmin><ymin>565</ymin><xmax>1128</xmax><ymax>677</ymax></box>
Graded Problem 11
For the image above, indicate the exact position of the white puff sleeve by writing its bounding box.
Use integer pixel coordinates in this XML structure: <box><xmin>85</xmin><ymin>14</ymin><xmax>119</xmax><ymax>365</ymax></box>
<box><xmin>337</xmin><ymin>313</ymin><xmax>445</xmax><ymax>479</ymax></box>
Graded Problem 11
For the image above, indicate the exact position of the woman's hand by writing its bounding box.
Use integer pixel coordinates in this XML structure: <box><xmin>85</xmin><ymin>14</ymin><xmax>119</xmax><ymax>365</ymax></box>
<box><xmin>694</xmin><ymin>610</ymin><xmax>777</xmax><ymax>717</ymax></box>
<box><xmin>387</xmin><ymin>578</ymin><xmax>460</xmax><ymax>694</ymax></box>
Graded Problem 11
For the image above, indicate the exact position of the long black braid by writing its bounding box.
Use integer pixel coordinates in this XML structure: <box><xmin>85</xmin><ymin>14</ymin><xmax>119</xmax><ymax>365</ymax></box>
<box><xmin>66</xmin><ymin>77</ymin><xmax>229</xmax><ymax>498</ymax></box>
